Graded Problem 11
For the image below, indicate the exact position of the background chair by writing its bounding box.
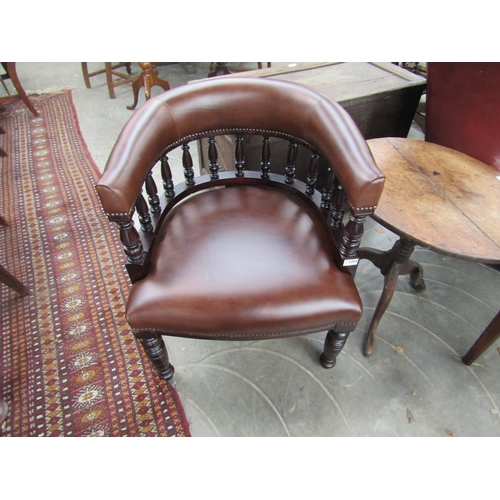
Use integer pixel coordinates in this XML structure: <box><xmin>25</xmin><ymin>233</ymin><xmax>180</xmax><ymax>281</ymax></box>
<box><xmin>0</xmin><ymin>63</ymin><xmax>39</xmax><ymax>117</ymax></box>
<box><xmin>81</xmin><ymin>62</ymin><xmax>135</xmax><ymax>99</ymax></box>
<box><xmin>0</xmin><ymin>125</ymin><xmax>6</xmax><ymax>157</ymax></box>
<box><xmin>426</xmin><ymin>63</ymin><xmax>500</xmax><ymax>363</ymax></box>
<box><xmin>0</xmin><ymin>216</ymin><xmax>30</xmax><ymax>297</ymax></box>
<box><xmin>0</xmin><ymin>398</ymin><xmax>7</xmax><ymax>427</ymax></box>
<box><xmin>96</xmin><ymin>78</ymin><xmax>384</xmax><ymax>382</ymax></box>
<box><xmin>426</xmin><ymin>62</ymin><xmax>500</xmax><ymax>172</ymax></box>
<box><xmin>1</xmin><ymin>122</ymin><xmax>31</xmax><ymax>297</ymax></box>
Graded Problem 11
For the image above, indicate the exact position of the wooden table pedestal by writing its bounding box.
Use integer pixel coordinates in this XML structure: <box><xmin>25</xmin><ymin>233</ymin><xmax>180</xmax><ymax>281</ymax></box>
<box><xmin>361</xmin><ymin>137</ymin><xmax>500</xmax><ymax>365</ymax></box>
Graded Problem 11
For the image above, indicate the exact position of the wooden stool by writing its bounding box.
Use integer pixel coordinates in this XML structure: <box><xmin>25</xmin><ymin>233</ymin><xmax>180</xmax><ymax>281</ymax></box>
<box><xmin>81</xmin><ymin>62</ymin><xmax>135</xmax><ymax>99</ymax></box>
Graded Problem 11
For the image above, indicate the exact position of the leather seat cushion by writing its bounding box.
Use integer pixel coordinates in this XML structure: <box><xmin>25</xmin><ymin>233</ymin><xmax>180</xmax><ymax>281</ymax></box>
<box><xmin>126</xmin><ymin>185</ymin><xmax>362</xmax><ymax>339</ymax></box>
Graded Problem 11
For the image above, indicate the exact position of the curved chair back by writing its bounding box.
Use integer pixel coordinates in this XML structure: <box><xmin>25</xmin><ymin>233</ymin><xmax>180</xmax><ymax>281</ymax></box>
<box><xmin>97</xmin><ymin>77</ymin><xmax>384</xmax><ymax>218</ymax></box>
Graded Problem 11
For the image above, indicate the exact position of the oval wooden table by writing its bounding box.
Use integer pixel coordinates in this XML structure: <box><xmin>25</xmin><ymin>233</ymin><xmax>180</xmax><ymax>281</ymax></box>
<box><xmin>359</xmin><ymin>137</ymin><xmax>500</xmax><ymax>364</ymax></box>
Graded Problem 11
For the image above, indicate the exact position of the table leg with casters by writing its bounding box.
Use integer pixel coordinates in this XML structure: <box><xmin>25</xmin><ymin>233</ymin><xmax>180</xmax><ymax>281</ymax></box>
<box><xmin>359</xmin><ymin>237</ymin><xmax>425</xmax><ymax>357</ymax></box>
<box><xmin>462</xmin><ymin>310</ymin><xmax>500</xmax><ymax>365</ymax></box>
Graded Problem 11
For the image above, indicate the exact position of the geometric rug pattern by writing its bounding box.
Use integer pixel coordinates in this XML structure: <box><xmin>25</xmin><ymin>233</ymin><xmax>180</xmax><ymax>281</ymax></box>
<box><xmin>0</xmin><ymin>92</ymin><xmax>190</xmax><ymax>436</ymax></box>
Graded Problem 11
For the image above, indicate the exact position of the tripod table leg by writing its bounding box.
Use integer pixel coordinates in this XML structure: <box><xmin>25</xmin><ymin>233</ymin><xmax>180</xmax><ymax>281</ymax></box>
<box><xmin>359</xmin><ymin>237</ymin><xmax>424</xmax><ymax>357</ymax></box>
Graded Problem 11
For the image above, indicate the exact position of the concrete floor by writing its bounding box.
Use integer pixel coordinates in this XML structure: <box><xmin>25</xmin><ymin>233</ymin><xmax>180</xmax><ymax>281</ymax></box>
<box><xmin>5</xmin><ymin>62</ymin><xmax>500</xmax><ymax>437</ymax></box>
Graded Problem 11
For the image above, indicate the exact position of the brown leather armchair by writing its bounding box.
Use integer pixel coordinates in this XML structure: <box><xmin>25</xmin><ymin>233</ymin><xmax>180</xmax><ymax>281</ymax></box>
<box><xmin>96</xmin><ymin>78</ymin><xmax>385</xmax><ymax>381</ymax></box>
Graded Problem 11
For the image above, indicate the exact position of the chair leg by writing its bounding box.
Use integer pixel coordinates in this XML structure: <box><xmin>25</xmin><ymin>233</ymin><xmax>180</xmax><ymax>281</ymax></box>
<box><xmin>0</xmin><ymin>263</ymin><xmax>31</xmax><ymax>296</ymax></box>
<box><xmin>104</xmin><ymin>62</ymin><xmax>116</xmax><ymax>99</ymax></box>
<box><xmin>462</xmin><ymin>310</ymin><xmax>500</xmax><ymax>365</ymax></box>
<box><xmin>4</xmin><ymin>63</ymin><xmax>39</xmax><ymax>117</ymax></box>
<box><xmin>0</xmin><ymin>399</ymin><xmax>8</xmax><ymax>426</ymax></box>
<box><xmin>136</xmin><ymin>332</ymin><xmax>175</xmax><ymax>380</ymax></box>
<box><xmin>320</xmin><ymin>328</ymin><xmax>352</xmax><ymax>369</ymax></box>
<box><xmin>81</xmin><ymin>62</ymin><xmax>91</xmax><ymax>88</ymax></box>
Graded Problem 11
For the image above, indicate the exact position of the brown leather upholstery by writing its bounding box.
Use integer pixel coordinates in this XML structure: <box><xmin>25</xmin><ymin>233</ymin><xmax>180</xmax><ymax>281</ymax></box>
<box><xmin>97</xmin><ymin>77</ymin><xmax>384</xmax><ymax>218</ymax></box>
<box><xmin>426</xmin><ymin>62</ymin><xmax>500</xmax><ymax>171</ymax></box>
<box><xmin>127</xmin><ymin>185</ymin><xmax>362</xmax><ymax>339</ymax></box>
<box><xmin>96</xmin><ymin>77</ymin><xmax>385</xmax><ymax>380</ymax></box>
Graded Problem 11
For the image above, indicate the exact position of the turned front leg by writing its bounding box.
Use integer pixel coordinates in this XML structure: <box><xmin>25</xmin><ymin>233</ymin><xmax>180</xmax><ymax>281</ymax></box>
<box><xmin>320</xmin><ymin>329</ymin><xmax>352</xmax><ymax>369</ymax></box>
<box><xmin>136</xmin><ymin>332</ymin><xmax>175</xmax><ymax>380</ymax></box>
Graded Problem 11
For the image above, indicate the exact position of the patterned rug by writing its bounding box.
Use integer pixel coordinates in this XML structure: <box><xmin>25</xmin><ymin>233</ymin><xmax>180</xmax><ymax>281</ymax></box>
<box><xmin>0</xmin><ymin>92</ymin><xmax>190</xmax><ymax>436</ymax></box>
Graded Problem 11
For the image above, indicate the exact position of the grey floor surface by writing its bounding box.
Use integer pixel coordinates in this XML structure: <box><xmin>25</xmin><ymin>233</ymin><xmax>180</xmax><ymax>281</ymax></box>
<box><xmin>3</xmin><ymin>62</ymin><xmax>500</xmax><ymax>437</ymax></box>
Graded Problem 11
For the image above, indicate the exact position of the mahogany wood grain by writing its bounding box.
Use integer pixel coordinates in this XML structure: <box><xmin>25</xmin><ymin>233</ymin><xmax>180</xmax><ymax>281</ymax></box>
<box><xmin>369</xmin><ymin>138</ymin><xmax>500</xmax><ymax>263</ymax></box>
<box><xmin>360</xmin><ymin>137</ymin><xmax>500</xmax><ymax>362</ymax></box>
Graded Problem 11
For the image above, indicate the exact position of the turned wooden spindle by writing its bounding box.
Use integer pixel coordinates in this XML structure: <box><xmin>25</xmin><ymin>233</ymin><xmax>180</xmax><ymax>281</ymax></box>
<box><xmin>135</xmin><ymin>192</ymin><xmax>154</xmax><ymax>233</ymax></box>
<box><xmin>145</xmin><ymin>172</ymin><xmax>161</xmax><ymax>213</ymax></box>
<box><xmin>161</xmin><ymin>155</ymin><xmax>175</xmax><ymax>198</ymax></box>
<box><xmin>330</xmin><ymin>180</ymin><xmax>345</xmax><ymax>229</ymax></box>
<box><xmin>117</xmin><ymin>220</ymin><xmax>145</xmax><ymax>265</ymax></box>
<box><xmin>285</xmin><ymin>142</ymin><xmax>298</xmax><ymax>184</ymax></box>
<box><xmin>235</xmin><ymin>134</ymin><xmax>245</xmax><ymax>177</ymax></box>
<box><xmin>208</xmin><ymin>136</ymin><xmax>219</xmax><ymax>180</ymax></box>
<box><xmin>260</xmin><ymin>136</ymin><xmax>271</xmax><ymax>179</ymax></box>
<box><xmin>321</xmin><ymin>168</ymin><xmax>334</xmax><ymax>211</ymax></box>
<box><xmin>320</xmin><ymin>330</ymin><xmax>351</xmax><ymax>368</ymax></box>
<box><xmin>138</xmin><ymin>333</ymin><xmax>175</xmax><ymax>380</ymax></box>
<box><xmin>340</xmin><ymin>214</ymin><xmax>366</xmax><ymax>259</ymax></box>
<box><xmin>182</xmin><ymin>143</ymin><xmax>195</xmax><ymax>186</ymax></box>
<box><xmin>306</xmin><ymin>153</ymin><xmax>319</xmax><ymax>195</ymax></box>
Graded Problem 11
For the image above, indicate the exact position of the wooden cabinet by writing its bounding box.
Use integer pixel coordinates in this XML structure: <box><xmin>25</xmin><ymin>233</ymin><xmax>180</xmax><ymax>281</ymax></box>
<box><xmin>198</xmin><ymin>62</ymin><xmax>426</xmax><ymax>186</ymax></box>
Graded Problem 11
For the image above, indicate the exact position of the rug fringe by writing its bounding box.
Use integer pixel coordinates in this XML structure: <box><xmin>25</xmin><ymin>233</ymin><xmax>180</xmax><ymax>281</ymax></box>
<box><xmin>26</xmin><ymin>87</ymin><xmax>75</xmax><ymax>95</ymax></box>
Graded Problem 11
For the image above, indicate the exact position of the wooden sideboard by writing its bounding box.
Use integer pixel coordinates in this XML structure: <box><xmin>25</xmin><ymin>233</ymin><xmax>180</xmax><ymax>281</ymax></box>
<box><xmin>197</xmin><ymin>62</ymin><xmax>426</xmax><ymax>186</ymax></box>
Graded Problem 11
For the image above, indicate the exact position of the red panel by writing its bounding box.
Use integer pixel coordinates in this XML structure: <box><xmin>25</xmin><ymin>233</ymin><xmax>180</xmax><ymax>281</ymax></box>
<box><xmin>426</xmin><ymin>62</ymin><xmax>500</xmax><ymax>171</ymax></box>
